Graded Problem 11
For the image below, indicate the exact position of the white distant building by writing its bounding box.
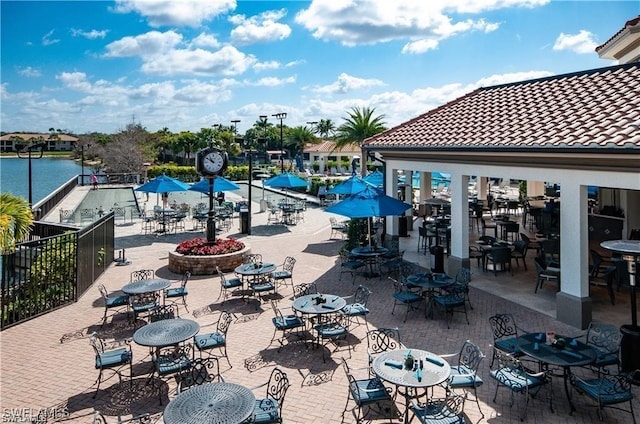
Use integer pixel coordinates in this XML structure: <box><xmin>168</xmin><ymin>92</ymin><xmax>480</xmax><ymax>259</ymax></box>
<box><xmin>303</xmin><ymin>140</ymin><xmax>361</xmax><ymax>175</ymax></box>
<box><xmin>0</xmin><ymin>133</ymin><xmax>78</xmax><ymax>152</ymax></box>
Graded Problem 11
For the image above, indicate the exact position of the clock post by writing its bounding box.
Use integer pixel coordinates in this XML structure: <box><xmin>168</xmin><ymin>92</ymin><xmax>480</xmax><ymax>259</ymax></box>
<box><xmin>196</xmin><ymin>146</ymin><xmax>228</xmax><ymax>245</ymax></box>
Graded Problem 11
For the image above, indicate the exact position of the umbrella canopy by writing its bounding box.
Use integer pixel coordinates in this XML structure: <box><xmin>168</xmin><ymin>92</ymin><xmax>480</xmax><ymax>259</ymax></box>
<box><xmin>325</xmin><ymin>186</ymin><xmax>412</xmax><ymax>219</ymax></box>
<box><xmin>263</xmin><ymin>172</ymin><xmax>308</xmax><ymax>189</ymax></box>
<box><xmin>328</xmin><ymin>175</ymin><xmax>374</xmax><ymax>195</ymax></box>
<box><xmin>135</xmin><ymin>174</ymin><xmax>190</xmax><ymax>193</ymax></box>
<box><xmin>188</xmin><ymin>177</ymin><xmax>240</xmax><ymax>194</ymax></box>
<box><xmin>362</xmin><ymin>170</ymin><xmax>383</xmax><ymax>187</ymax></box>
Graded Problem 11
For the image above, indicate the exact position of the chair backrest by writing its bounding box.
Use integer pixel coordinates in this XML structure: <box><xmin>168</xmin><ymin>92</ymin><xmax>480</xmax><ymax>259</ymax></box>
<box><xmin>586</xmin><ymin>321</ymin><xmax>621</xmax><ymax>354</ymax></box>
<box><xmin>457</xmin><ymin>340</ymin><xmax>484</xmax><ymax>375</ymax></box>
<box><xmin>366</xmin><ymin>328</ymin><xmax>403</xmax><ymax>356</ymax></box>
<box><xmin>534</xmin><ymin>257</ymin><xmax>546</xmax><ymax>275</ymax></box>
<box><xmin>590</xmin><ymin>250</ymin><xmax>603</xmax><ymax>276</ymax></box>
<box><xmin>217</xmin><ymin>311</ymin><xmax>234</xmax><ymax>335</ymax></box>
<box><xmin>98</xmin><ymin>283</ymin><xmax>109</xmax><ymax>300</ymax></box>
<box><xmin>89</xmin><ymin>332</ymin><xmax>106</xmax><ymax>354</ymax></box>
<box><xmin>421</xmin><ymin>393</ymin><xmax>466</xmax><ymax>420</ymax></box>
<box><xmin>520</xmin><ymin>233</ymin><xmax>531</xmax><ymax>244</ymax></box>
<box><xmin>283</xmin><ymin>256</ymin><xmax>296</xmax><ymax>272</ymax></box>
<box><xmin>490</xmin><ymin>246</ymin><xmax>511</xmax><ymax>263</ymax></box>
<box><xmin>216</xmin><ymin>266</ymin><xmax>228</xmax><ymax>285</ymax></box>
<box><xmin>178</xmin><ymin>357</ymin><xmax>222</xmax><ymax>393</ymax></box>
<box><xmin>264</xmin><ymin>368</ymin><xmax>290</xmax><ymax>408</ymax></box>
<box><xmin>398</xmin><ymin>260</ymin><xmax>420</xmax><ymax>281</ymax></box>
<box><xmin>352</xmin><ymin>285</ymin><xmax>372</xmax><ymax>306</ymax></box>
<box><xmin>131</xmin><ymin>269</ymin><xmax>154</xmax><ymax>282</ymax></box>
<box><xmin>130</xmin><ymin>292</ymin><xmax>159</xmax><ymax>309</ymax></box>
<box><xmin>244</xmin><ymin>254</ymin><xmax>263</xmax><ymax>264</ymax></box>
<box><xmin>293</xmin><ymin>282</ymin><xmax>317</xmax><ymax>298</ymax></box>
<box><xmin>455</xmin><ymin>268</ymin><xmax>471</xmax><ymax>285</ymax></box>
<box><xmin>383</xmin><ymin>238</ymin><xmax>400</xmax><ymax>255</ymax></box>
<box><xmin>489</xmin><ymin>313</ymin><xmax>519</xmax><ymax>341</ymax></box>
<box><xmin>179</xmin><ymin>271</ymin><xmax>191</xmax><ymax>288</ymax></box>
<box><xmin>513</xmin><ymin>240</ymin><xmax>527</xmax><ymax>255</ymax></box>
<box><xmin>149</xmin><ymin>305</ymin><xmax>176</xmax><ymax>322</ymax></box>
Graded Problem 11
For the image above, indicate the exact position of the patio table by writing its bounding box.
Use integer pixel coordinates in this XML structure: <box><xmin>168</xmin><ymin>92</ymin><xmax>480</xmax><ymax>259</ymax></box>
<box><xmin>133</xmin><ymin>318</ymin><xmax>200</xmax><ymax>348</ymax></box>
<box><xmin>516</xmin><ymin>332</ymin><xmax>596</xmax><ymax>413</ymax></box>
<box><xmin>406</xmin><ymin>273</ymin><xmax>454</xmax><ymax>318</ymax></box>
<box><xmin>122</xmin><ymin>278</ymin><xmax>170</xmax><ymax>295</ymax></box>
<box><xmin>351</xmin><ymin>246</ymin><xmax>389</xmax><ymax>278</ymax></box>
<box><xmin>163</xmin><ymin>382</ymin><xmax>255</xmax><ymax>424</ymax></box>
<box><xmin>234</xmin><ymin>262</ymin><xmax>277</xmax><ymax>286</ymax></box>
<box><xmin>372</xmin><ymin>348</ymin><xmax>451</xmax><ymax>424</ymax></box>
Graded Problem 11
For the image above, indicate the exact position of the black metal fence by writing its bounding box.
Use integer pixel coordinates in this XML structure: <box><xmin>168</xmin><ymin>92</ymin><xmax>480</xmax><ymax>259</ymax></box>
<box><xmin>1</xmin><ymin>214</ymin><xmax>114</xmax><ymax>330</ymax></box>
<box><xmin>32</xmin><ymin>176</ymin><xmax>78</xmax><ymax>221</ymax></box>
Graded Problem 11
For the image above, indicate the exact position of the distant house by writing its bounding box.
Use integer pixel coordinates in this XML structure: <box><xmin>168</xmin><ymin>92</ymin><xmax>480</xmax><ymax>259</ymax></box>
<box><xmin>0</xmin><ymin>133</ymin><xmax>78</xmax><ymax>153</ymax></box>
<box><xmin>303</xmin><ymin>140</ymin><xmax>361</xmax><ymax>175</ymax></box>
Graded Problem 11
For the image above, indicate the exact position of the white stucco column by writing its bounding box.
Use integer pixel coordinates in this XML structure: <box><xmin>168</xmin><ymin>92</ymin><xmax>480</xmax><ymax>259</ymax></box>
<box><xmin>387</xmin><ymin>168</ymin><xmax>399</xmax><ymax>235</ymax></box>
<box><xmin>420</xmin><ymin>172</ymin><xmax>432</xmax><ymax>202</ymax></box>
<box><xmin>478</xmin><ymin>177</ymin><xmax>488</xmax><ymax>201</ymax></box>
<box><xmin>556</xmin><ymin>182</ymin><xmax>591</xmax><ymax>328</ymax></box>
<box><xmin>527</xmin><ymin>180</ymin><xmax>545</xmax><ymax>197</ymax></box>
<box><xmin>449</xmin><ymin>173</ymin><xmax>470</xmax><ymax>276</ymax></box>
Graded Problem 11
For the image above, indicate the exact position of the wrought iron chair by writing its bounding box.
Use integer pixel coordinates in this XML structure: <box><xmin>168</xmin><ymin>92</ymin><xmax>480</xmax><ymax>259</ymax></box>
<box><xmin>445</xmin><ymin>267</ymin><xmax>473</xmax><ymax>310</ymax></box>
<box><xmin>314</xmin><ymin>311</ymin><xmax>353</xmax><ymax>363</ymax></box>
<box><xmin>153</xmin><ymin>343</ymin><xmax>193</xmax><ymax>404</ymax></box>
<box><xmin>268</xmin><ymin>300</ymin><xmax>306</xmax><ymax>351</ymax></box>
<box><xmin>341</xmin><ymin>285</ymin><xmax>372</xmax><ymax>330</ymax></box>
<box><xmin>488</xmin><ymin>313</ymin><xmax>527</xmax><ymax>367</ymax></box>
<box><xmin>366</xmin><ymin>328</ymin><xmax>404</xmax><ymax>375</ymax></box>
<box><xmin>148</xmin><ymin>304</ymin><xmax>177</xmax><ymax>322</ymax></box>
<box><xmin>433</xmin><ymin>282</ymin><xmax>469</xmax><ymax>328</ymax></box>
<box><xmin>485</xmin><ymin>245</ymin><xmax>512</xmax><ymax>276</ymax></box>
<box><xmin>534</xmin><ymin>257</ymin><xmax>560</xmax><ymax>293</ymax></box>
<box><xmin>194</xmin><ymin>311</ymin><xmax>234</xmax><ymax>368</ymax></box>
<box><xmin>130</xmin><ymin>292</ymin><xmax>160</xmax><ymax>323</ymax></box>
<box><xmin>583</xmin><ymin>321</ymin><xmax>621</xmax><ymax>376</ymax></box>
<box><xmin>439</xmin><ymin>340</ymin><xmax>485</xmax><ymax>417</ymax></box>
<box><xmin>490</xmin><ymin>349</ymin><xmax>551</xmax><ymax>421</ymax></box>
<box><xmin>271</xmin><ymin>256</ymin><xmax>296</xmax><ymax>289</ymax></box>
<box><xmin>390</xmin><ymin>275</ymin><xmax>424</xmax><ymax>323</ymax></box>
<box><xmin>89</xmin><ymin>333</ymin><xmax>133</xmax><ymax>398</ymax></box>
<box><xmin>379</xmin><ymin>250</ymin><xmax>406</xmax><ymax>280</ymax></box>
<box><xmin>409</xmin><ymin>392</ymin><xmax>466</xmax><ymax>424</ymax></box>
<box><xmin>164</xmin><ymin>271</ymin><xmax>190</xmax><ymax>313</ymax></box>
<box><xmin>243</xmin><ymin>368</ymin><xmax>290</xmax><ymax>424</ymax></box>
<box><xmin>80</xmin><ymin>208</ymin><xmax>95</xmax><ymax>223</ymax></box>
<box><xmin>216</xmin><ymin>266</ymin><xmax>243</xmax><ymax>304</ymax></box>
<box><xmin>130</xmin><ymin>269</ymin><xmax>155</xmax><ymax>282</ymax></box>
<box><xmin>330</xmin><ymin>217</ymin><xmax>347</xmax><ymax>239</ymax></box>
<box><xmin>177</xmin><ymin>357</ymin><xmax>224</xmax><ymax>394</ymax></box>
<box><xmin>510</xmin><ymin>239</ymin><xmax>529</xmax><ymax>270</ymax></box>
<box><xmin>339</xmin><ymin>250</ymin><xmax>365</xmax><ymax>284</ymax></box>
<box><xmin>292</xmin><ymin>282</ymin><xmax>318</xmax><ymax>299</ymax></box>
<box><xmin>341</xmin><ymin>357</ymin><xmax>395</xmax><ymax>424</ymax></box>
<box><xmin>570</xmin><ymin>372</ymin><xmax>636</xmax><ymax>423</ymax></box>
<box><xmin>93</xmin><ymin>411</ymin><xmax>150</xmax><ymax>423</ymax></box>
<box><xmin>98</xmin><ymin>284</ymin><xmax>129</xmax><ymax>327</ymax></box>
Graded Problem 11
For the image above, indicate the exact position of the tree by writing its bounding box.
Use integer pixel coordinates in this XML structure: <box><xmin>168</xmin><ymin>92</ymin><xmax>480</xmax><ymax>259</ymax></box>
<box><xmin>335</xmin><ymin>106</ymin><xmax>386</xmax><ymax>149</ymax></box>
<box><xmin>317</xmin><ymin>118</ymin><xmax>336</xmax><ymax>139</ymax></box>
<box><xmin>0</xmin><ymin>193</ymin><xmax>34</xmax><ymax>254</ymax></box>
<box><xmin>94</xmin><ymin>122</ymin><xmax>152</xmax><ymax>174</ymax></box>
<box><xmin>286</xmin><ymin>126</ymin><xmax>317</xmax><ymax>158</ymax></box>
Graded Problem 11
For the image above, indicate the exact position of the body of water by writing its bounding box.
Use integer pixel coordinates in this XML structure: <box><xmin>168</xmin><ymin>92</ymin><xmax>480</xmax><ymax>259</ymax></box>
<box><xmin>0</xmin><ymin>157</ymin><xmax>81</xmax><ymax>204</ymax></box>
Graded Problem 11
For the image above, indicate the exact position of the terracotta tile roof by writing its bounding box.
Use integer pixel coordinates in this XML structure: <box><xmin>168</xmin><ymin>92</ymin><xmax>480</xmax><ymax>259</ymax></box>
<box><xmin>596</xmin><ymin>15</ymin><xmax>640</xmax><ymax>53</ymax></box>
<box><xmin>304</xmin><ymin>140</ymin><xmax>359</xmax><ymax>154</ymax></box>
<box><xmin>364</xmin><ymin>63</ymin><xmax>640</xmax><ymax>151</ymax></box>
<box><xmin>0</xmin><ymin>133</ymin><xmax>78</xmax><ymax>142</ymax></box>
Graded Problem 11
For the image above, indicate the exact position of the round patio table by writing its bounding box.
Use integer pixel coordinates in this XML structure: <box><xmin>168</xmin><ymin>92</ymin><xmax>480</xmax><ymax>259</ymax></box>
<box><xmin>122</xmin><ymin>278</ymin><xmax>170</xmax><ymax>295</ymax></box>
<box><xmin>133</xmin><ymin>318</ymin><xmax>200</xmax><ymax>348</ymax></box>
<box><xmin>234</xmin><ymin>262</ymin><xmax>277</xmax><ymax>278</ymax></box>
<box><xmin>406</xmin><ymin>273</ymin><xmax>454</xmax><ymax>318</ymax></box>
<box><xmin>292</xmin><ymin>293</ymin><xmax>347</xmax><ymax>315</ymax></box>
<box><xmin>163</xmin><ymin>382</ymin><xmax>255</xmax><ymax>424</ymax></box>
<box><xmin>351</xmin><ymin>246</ymin><xmax>389</xmax><ymax>278</ymax></box>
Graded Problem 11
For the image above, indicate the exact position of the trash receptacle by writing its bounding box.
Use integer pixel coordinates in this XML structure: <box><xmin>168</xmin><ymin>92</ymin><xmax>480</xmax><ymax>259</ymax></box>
<box><xmin>430</xmin><ymin>245</ymin><xmax>445</xmax><ymax>273</ymax></box>
<box><xmin>240</xmin><ymin>208</ymin><xmax>249</xmax><ymax>234</ymax></box>
<box><xmin>399</xmin><ymin>216</ymin><xmax>408</xmax><ymax>237</ymax></box>
<box><xmin>620</xmin><ymin>324</ymin><xmax>640</xmax><ymax>373</ymax></box>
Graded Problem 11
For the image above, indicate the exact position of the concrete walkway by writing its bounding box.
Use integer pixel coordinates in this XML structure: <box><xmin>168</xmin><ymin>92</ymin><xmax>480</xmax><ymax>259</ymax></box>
<box><xmin>1</xmin><ymin>185</ymin><xmax>636</xmax><ymax>423</ymax></box>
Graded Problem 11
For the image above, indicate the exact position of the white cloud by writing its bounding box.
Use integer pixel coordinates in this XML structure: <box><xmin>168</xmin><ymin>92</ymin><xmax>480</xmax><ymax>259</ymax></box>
<box><xmin>191</xmin><ymin>33</ymin><xmax>221</xmax><ymax>48</ymax></box>
<box><xmin>104</xmin><ymin>31</ymin><xmax>184</xmax><ymax>57</ymax></box>
<box><xmin>112</xmin><ymin>0</ymin><xmax>236</xmax><ymax>28</ymax></box>
<box><xmin>229</xmin><ymin>9</ymin><xmax>291</xmax><ymax>45</ymax></box>
<box><xmin>313</xmin><ymin>73</ymin><xmax>385</xmax><ymax>94</ymax></box>
<box><xmin>253</xmin><ymin>61</ymin><xmax>281</xmax><ymax>72</ymax></box>
<box><xmin>42</xmin><ymin>29</ymin><xmax>60</xmax><ymax>46</ymax></box>
<box><xmin>251</xmin><ymin>76</ymin><xmax>297</xmax><ymax>87</ymax></box>
<box><xmin>553</xmin><ymin>30</ymin><xmax>598</xmax><ymax>54</ymax></box>
<box><xmin>285</xmin><ymin>60</ymin><xmax>305</xmax><ymax>68</ymax></box>
<box><xmin>70</xmin><ymin>28</ymin><xmax>108</xmax><ymax>39</ymax></box>
<box><xmin>17</xmin><ymin>67</ymin><xmax>42</xmax><ymax>78</ymax></box>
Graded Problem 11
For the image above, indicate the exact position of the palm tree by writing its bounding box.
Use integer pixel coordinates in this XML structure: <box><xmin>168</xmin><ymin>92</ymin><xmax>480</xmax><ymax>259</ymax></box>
<box><xmin>336</xmin><ymin>106</ymin><xmax>386</xmax><ymax>175</ymax></box>
<box><xmin>316</xmin><ymin>118</ymin><xmax>336</xmax><ymax>139</ymax></box>
<box><xmin>286</xmin><ymin>126</ymin><xmax>318</xmax><ymax>169</ymax></box>
<box><xmin>0</xmin><ymin>193</ymin><xmax>34</xmax><ymax>254</ymax></box>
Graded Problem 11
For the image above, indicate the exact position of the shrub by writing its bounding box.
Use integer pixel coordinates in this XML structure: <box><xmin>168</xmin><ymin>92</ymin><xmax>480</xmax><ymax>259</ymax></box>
<box><xmin>176</xmin><ymin>237</ymin><xmax>245</xmax><ymax>256</ymax></box>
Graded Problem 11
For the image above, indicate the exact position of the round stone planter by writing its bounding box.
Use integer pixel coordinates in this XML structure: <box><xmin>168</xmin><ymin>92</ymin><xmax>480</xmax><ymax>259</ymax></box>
<box><xmin>168</xmin><ymin>245</ymin><xmax>250</xmax><ymax>275</ymax></box>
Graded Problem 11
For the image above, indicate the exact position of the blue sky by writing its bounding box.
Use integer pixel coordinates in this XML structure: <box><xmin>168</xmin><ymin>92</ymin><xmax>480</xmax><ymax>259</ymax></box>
<box><xmin>1</xmin><ymin>0</ymin><xmax>638</xmax><ymax>135</ymax></box>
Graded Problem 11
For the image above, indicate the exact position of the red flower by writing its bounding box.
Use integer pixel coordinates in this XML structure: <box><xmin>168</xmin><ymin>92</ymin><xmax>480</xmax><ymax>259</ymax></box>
<box><xmin>176</xmin><ymin>237</ymin><xmax>245</xmax><ymax>256</ymax></box>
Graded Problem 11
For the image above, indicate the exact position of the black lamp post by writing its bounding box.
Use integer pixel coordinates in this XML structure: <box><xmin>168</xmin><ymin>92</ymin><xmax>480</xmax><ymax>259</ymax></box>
<box><xmin>15</xmin><ymin>141</ymin><xmax>47</xmax><ymax>207</ymax></box>
<box><xmin>239</xmin><ymin>135</ymin><xmax>252</xmax><ymax>235</ymax></box>
<box><xmin>80</xmin><ymin>143</ymin><xmax>91</xmax><ymax>186</ymax></box>
<box><xmin>272</xmin><ymin>112</ymin><xmax>287</xmax><ymax>172</ymax></box>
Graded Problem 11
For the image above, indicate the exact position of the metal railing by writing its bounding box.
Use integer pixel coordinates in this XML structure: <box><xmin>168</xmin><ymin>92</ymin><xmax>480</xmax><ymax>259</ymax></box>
<box><xmin>32</xmin><ymin>176</ymin><xmax>78</xmax><ymax>221</ymax></box>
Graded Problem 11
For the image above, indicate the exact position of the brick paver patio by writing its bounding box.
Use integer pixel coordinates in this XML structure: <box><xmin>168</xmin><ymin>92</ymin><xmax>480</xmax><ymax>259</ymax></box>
<box><xmin>0</xmin><ymin>186</ymin><xmax>636</xmax><ymax>423</ymax></box>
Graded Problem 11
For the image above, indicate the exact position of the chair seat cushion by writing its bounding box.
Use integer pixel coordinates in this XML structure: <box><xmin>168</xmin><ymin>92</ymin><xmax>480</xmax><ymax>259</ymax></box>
<box><xmin>96</xmin><ymin>348</ymin><xmax>131</xmax><ymax>368</ymax></box>
<box><xmin>574</xmin><ymin>378</ymin><xmax>633</xmax><ymax>405</ymax></box>
<box><xmin>490</xmin><ymin>367</ymin><xmax>543</xmax><ymax>392</ymax></box>
<box><xmin>434</xmin><ymin>294</ymin><xmax>465</xmax><ymax>308</ymax></box>
<box><xmin>343</xmin><ymin>303</ymin><xmax>369</xmax><ymax>316</ymax></box>
<box><xmin>495</xmin><ymin>337</ymin><xmax>521</xmax><ymax>355</ymax></box>
<box><xmin>273</xmin><ymin>315</ymin><xmax>304</xmax><ymax>330</ymax></box>
<box><xmin>251</xmin><ymin>398</ymin><xmax>280</xmax><ymax>423</ymax></box>
<box><xmin>106</xmin><ymin>295</ymin><xmax>129</xmax><ymax>307</ymax></box>
<box><xmin>449</xmin><ymin>365</ymin><xmax>483</xmax><ymax>388</ymax></box>
<box><xmin>393</xmin><ymin>292</ymin><xmax>423</xmax><ymax>303</ymax></box>
<box><xmin>251</xmin><ymin>282</ymin><xmax>275</xmax><ymax>292</ymax></box>
<box><xmin>132</xmin><ymin>301</ymin><xmax>158</xmax><ymax>313</ymax></box>
<box><xmin>350</xmin><ymin>378</ymin><xmax>390</xmax><ymax>405</ymax></box>
<box><xmin>411</xmin><ymin>403</ymin><xmax>464</xmax><ymax>424</ymax></box>
<box><xmin>194</xmin><ymin>332</ymin><xmax>226</xmax><ymax>350</ymax></box>
<box><xmin>315</xmin><ymin>323</ymin><xmax>348</xmax><ymax>338</ymax></box>
<box><xmin>592</xmin><ymin>348</ymin><xmax>619</xmax><ymax>368</ymax></box>
<box><xmin>271</xmin><ymin>271</ymin><xmax>291</xmax><ymax>279</ymax></box>
<box><xmin>165</xmin><ymin>287</ymin><xmax>187</xmax><ymax>298</ymax></box>
<box><xmin>223</xmin><ymin>278</ymin><xmax>243</xmax><ymax>289</ymax></box>
<box><xmin>155</xmin><ymin>355</ymin><xmax>191</xmax><ymax>376</ymax></box>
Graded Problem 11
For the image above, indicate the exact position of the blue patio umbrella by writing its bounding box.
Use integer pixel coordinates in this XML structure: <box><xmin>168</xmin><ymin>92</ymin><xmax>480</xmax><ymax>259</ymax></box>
<box><xmin>328</xmin><ymin>175</ymin><xmax>374</xmax><ymax>195</ymax></box>
<box><xmin>263</xmin><ymin>172</ymin><xmax>308</xmax><ymax>189</ymax></box>
<box><xmin>188</xmin><ymin>177</ymin><xmax>240</xmax><ymax>194</ymax></box>
<box><xmin>362</xmin><ymin>170</ymin><xmax>383</xmax><ymax>187</ymax></box>
<box><xmin>135</xmin><ymin>174</ymin><xmax>190</xmax><ymax>194</ymax></box>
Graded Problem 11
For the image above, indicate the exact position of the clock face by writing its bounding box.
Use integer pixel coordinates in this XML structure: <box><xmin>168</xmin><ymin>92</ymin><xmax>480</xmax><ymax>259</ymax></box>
<box><xmin>203</xmin><ymin>152</ymin><xmax>225</xmax><ymax>174</ymax></box>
